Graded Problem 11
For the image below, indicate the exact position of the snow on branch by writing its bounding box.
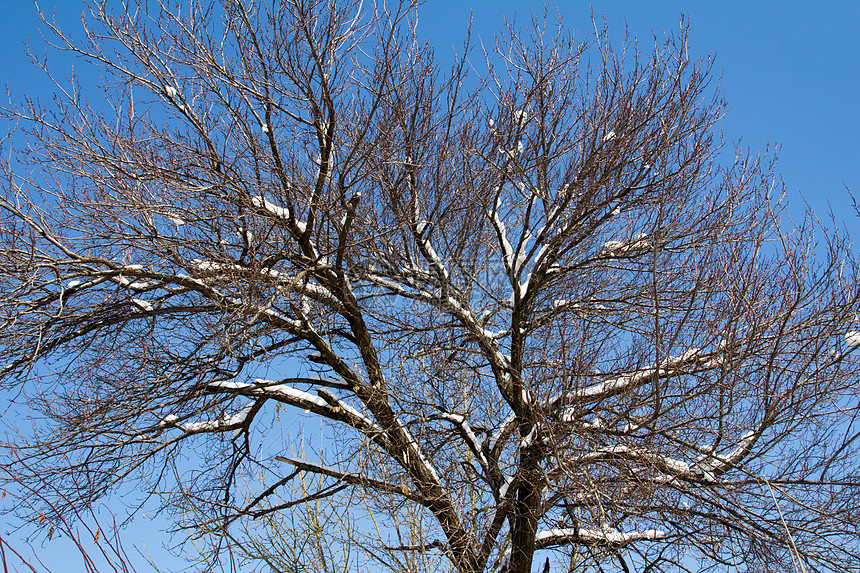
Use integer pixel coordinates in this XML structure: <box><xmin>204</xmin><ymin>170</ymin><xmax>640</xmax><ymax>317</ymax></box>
<box><xmin>131</xmin><ymin>298</ymin><xmax>153</xmax><ymax>312</ymax></box>
<box><xmin>159</xmin><ymin>402</ymin><xmax>255</xmax><ymax>435</ymax></box>
<box><xmin>565</xmin><ymin>445</ymin><xmax>698</xmax><ymax>481</ymax></box>
<box><xmin>573</xmin><ymin>348</ymin><xmax>710</xmax><ymax>402</ymax></box>
<box><xmin>400</xmin><ymin>424</ymin><xmax>442</xmax><ymax>485</ymax></box>
<box><xmin>695</xmin><ymin>430</ymin><xmax>759</xmax><ymax>479</ymax></box>
<box><xmin>438</xmin><ymin>412</ymin><xmax>488</xmax><ymax>469</ymax></box>
<box><xmin>485</xmin><ymin>411</ymin><xmax>517</xmax><ymax>454</ymax></box>
<box><xmin>845</xmin><ymin>331</ymin><xmax>860</xmax><ymax>348</ymax></box>
<box><xmin>414</xmin><ymin>229</ymin><xmax>450</xmax><ymax>282</ymax></box>
<box><xmin>254</xmin><ymin>379</ymin><xmax>330</xmax><ymax>410</ymax></box>
<box><xmin>601</xmin><ymin>233</ymin><xmax>650</xmax><ymax>255</ymax></box>
<box><xmin>187</xmin><ymin>259</ymin><xmax>339</xmax><ymax>307</ymax></box>
<box><xmin>207</xmin><ymin>380</ymin><xmax>387</xmax><ymax>445</ymax></box>
<box><xmin>489</xmin><ymin>205</ymin><xmax>515</xmax><ymax>279</ymax></box>
<box><xmin>251</xmin><ymin>194</ymin><xmax>291</xmax><ymax>220</ymax></box>
<box><xmin>535</xmin><ymin>527</ymin><xmax>666</xmax><ymax>549</ymax></box>
<box><xmin>208</xmin><ymin>379</ymin><xmax>329</xmax><ymax>409</ymax></box>
<box><xmin>316</xmin><ymin>388</ymin><xmax>378</xmax><ymax>431</ymax></box>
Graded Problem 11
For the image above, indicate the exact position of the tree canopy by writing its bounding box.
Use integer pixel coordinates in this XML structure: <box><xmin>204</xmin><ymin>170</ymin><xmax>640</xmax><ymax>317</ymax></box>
<box><xmin>2</xmin><ymin>1</ymin><xmax>860</xmax><ymax>572</ymax></box>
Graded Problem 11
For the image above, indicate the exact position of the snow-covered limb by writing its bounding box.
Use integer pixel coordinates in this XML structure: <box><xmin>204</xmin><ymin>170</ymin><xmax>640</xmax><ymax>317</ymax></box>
<box><xmin>131</xmin><ymin>298</ymin><xmax>153</xmax><ymax>312</ymax></box>
<box><xmin>695</xmin><ymin>430</ymin><xmax>758</xmax><ymax>479</ymax></box>
<box><xmin>497</xmin><ymin>474</ymin><xmax>515</xmax><ymax>498</ymax></box>
<box><xmin>188</xmin><ymin>259</ymin><xmax>340</xmax><ymax>308</ymax></box>
<box><xmin>236</xmin><ymin>226</ymin><xmax>253</xmax><ymax>243</ymax></box>
<box><xmin>414</xmin><ymin>229</ymin><xmax>450</xmax><ymax>281</ymax></box>
<box><xmin>207</xmin><ymin>380</ymin><xmax>388</xmax><ymax>445</ymax></box>
<box><xmin>560</xmin><ymin>408</ymin><xmax>604</xmax><ymax>428</ymax></box>
<box><xmin>165</xmin><ymin>212</ymin><xmax>185</xmax><ymax>226</ymax></box>
<box><xmin>126</xmin><ymin>279</ymin><xmax>153</xmax><ymax>290</ymax></box>
<box><xmin>208</xmin><ymin>379</ymin><xmax>335</xmax><ymax>409</ymax></box>
<box><xmin>573</xmin><ymin>348</ymin><xmax>710</xmax><ymax>402</ymax></box>
<box><xmin>489</xmin><ymin>206</ymin><xmax>515</xmax><ymax>279</ymax></box>
<box><xmin>601</xmin><ymin>233</ymin><xmax>650</xmax><ymax>255</ymax></box>
<box><xmin>316</xmin><ymin>388</ymin><xmax>378</xmax><ymax>431</ymax></box>
<box><xmin>519</xmin><ymin>426</ymin><xmax>536</xmax><ymax>448</ymax></box>
<box><xmin>400</xmin><ymin>424</ymin><xmax>442</xmax><ymax>485</ymax></box>
<box><xmin>535</xmin><ymin>527</ymin><xmax>666</xmax><ymax>549</ymax></box>
<box><xmin>255</xmin><ymin>380</ymin><xmax>330</xmax><ymax>410</ymax></box>
<box><xmin>229</xmin><ymin>403</ymin><xmax>254</xmax><ymax>436</ymax></box>
<box><xmin>563</xmin><ymin>445</ymin><xmax>698</xmax><ymax>481</ymax></box>
<box><xmin>180</xmin><ymin>419</ymin><xmax>221</xmax><ymax>432</ymax></box>
<box><xmin>485</xmin><ymin>411</ymin><xmax>517</xmax><ymax>454</ymax></box>
<box><xmin>159</xmin><ymin>402</ymin><xmax>256</xmax><ymax>434</ymax></box>
<box><xmin>438</xmin><ymin>412</ymin><xmax>488</xmax><ymax>469</ymax></box>
<box><xmin>251</xmin><ymin>194</ymin><xmax>291</xmax><ymax>220</ymax></box>
<box><xmin>552</xmin><ymin>430</ymin><xmax>756</xmax><ymax>483</ymax></box>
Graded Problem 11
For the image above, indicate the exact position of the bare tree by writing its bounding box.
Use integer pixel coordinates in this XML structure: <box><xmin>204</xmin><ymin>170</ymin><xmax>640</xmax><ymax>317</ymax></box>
<box><xmin>3</xmin><ymin>1</ymin><xmax>860</xmax><ymax>572</ymax></box>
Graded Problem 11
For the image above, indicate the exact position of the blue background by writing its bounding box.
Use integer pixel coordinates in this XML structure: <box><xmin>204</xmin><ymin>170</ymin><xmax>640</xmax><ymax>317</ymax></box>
<box><xmin>1</xmin><ymin>0</ymin><xmax>858</xmax><ymax>570</ymax></box>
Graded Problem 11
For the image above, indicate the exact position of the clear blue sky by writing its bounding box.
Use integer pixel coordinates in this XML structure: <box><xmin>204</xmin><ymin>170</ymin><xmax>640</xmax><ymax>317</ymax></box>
<box><xmin>1</xmin><ymin>0</ymin><xmax>858</xmax><ymax>570</ymax></box>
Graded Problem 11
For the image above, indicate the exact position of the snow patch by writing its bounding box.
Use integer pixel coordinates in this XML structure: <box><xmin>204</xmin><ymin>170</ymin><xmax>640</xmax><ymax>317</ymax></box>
<box><xmin>236</xmin><ymin>227</ymin><xmax>254</xmax><ymax>242</ymax></box>
<box><xmin>257</xmin><ymin>380</ymin><xmax>330</xmax><ymax>410</ymax></box>
<box><xmin>166</xmin><ymin>213</ymin><xmax>185</xmax><ymax>226</ymax></box>
<box><xmin>209</xmin><ymin>381</ymin><xmax>249</xmax><ymax>391</ymax></box>
<box><xmin>487</xmin><ymin>411</ymin><xmax>516</xmax><ymax>452</ymax></box>
<box><xmin>131</xmin><ymin>298</ymin><xmax>153</xmax><ymax>312</ymax></box>
<box><xmin>498</xmin><ymin>474</ymin><xmax>514</xmax><ymax>498</ymax></box>
<box><xmin>227</xmin><ymin>403</ymin><xmax>254</xmax><ymax>436</ymax></box>
<box><xmin>603</xmin><ymin>234</ymin><xmax>649</xmax><ymax>254</ymax></box>
<box><xmin>251</xmin><ymin>195</ymin><xmax>290</xmax><ymax>220</ymax></box>
<box><xmin>520</xmin><ymin>427</ymin><xmax>536</xmax><ymax>448</ymax></box>
<box><xmin>182</xmin><ymin>420</ymin><xmax>220</xmax><ymax>432</ymax></box>
<box><xmin>535</xmin><ymin>527</ymin><xmax>666</xmax><ymax>545</ymax></box>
